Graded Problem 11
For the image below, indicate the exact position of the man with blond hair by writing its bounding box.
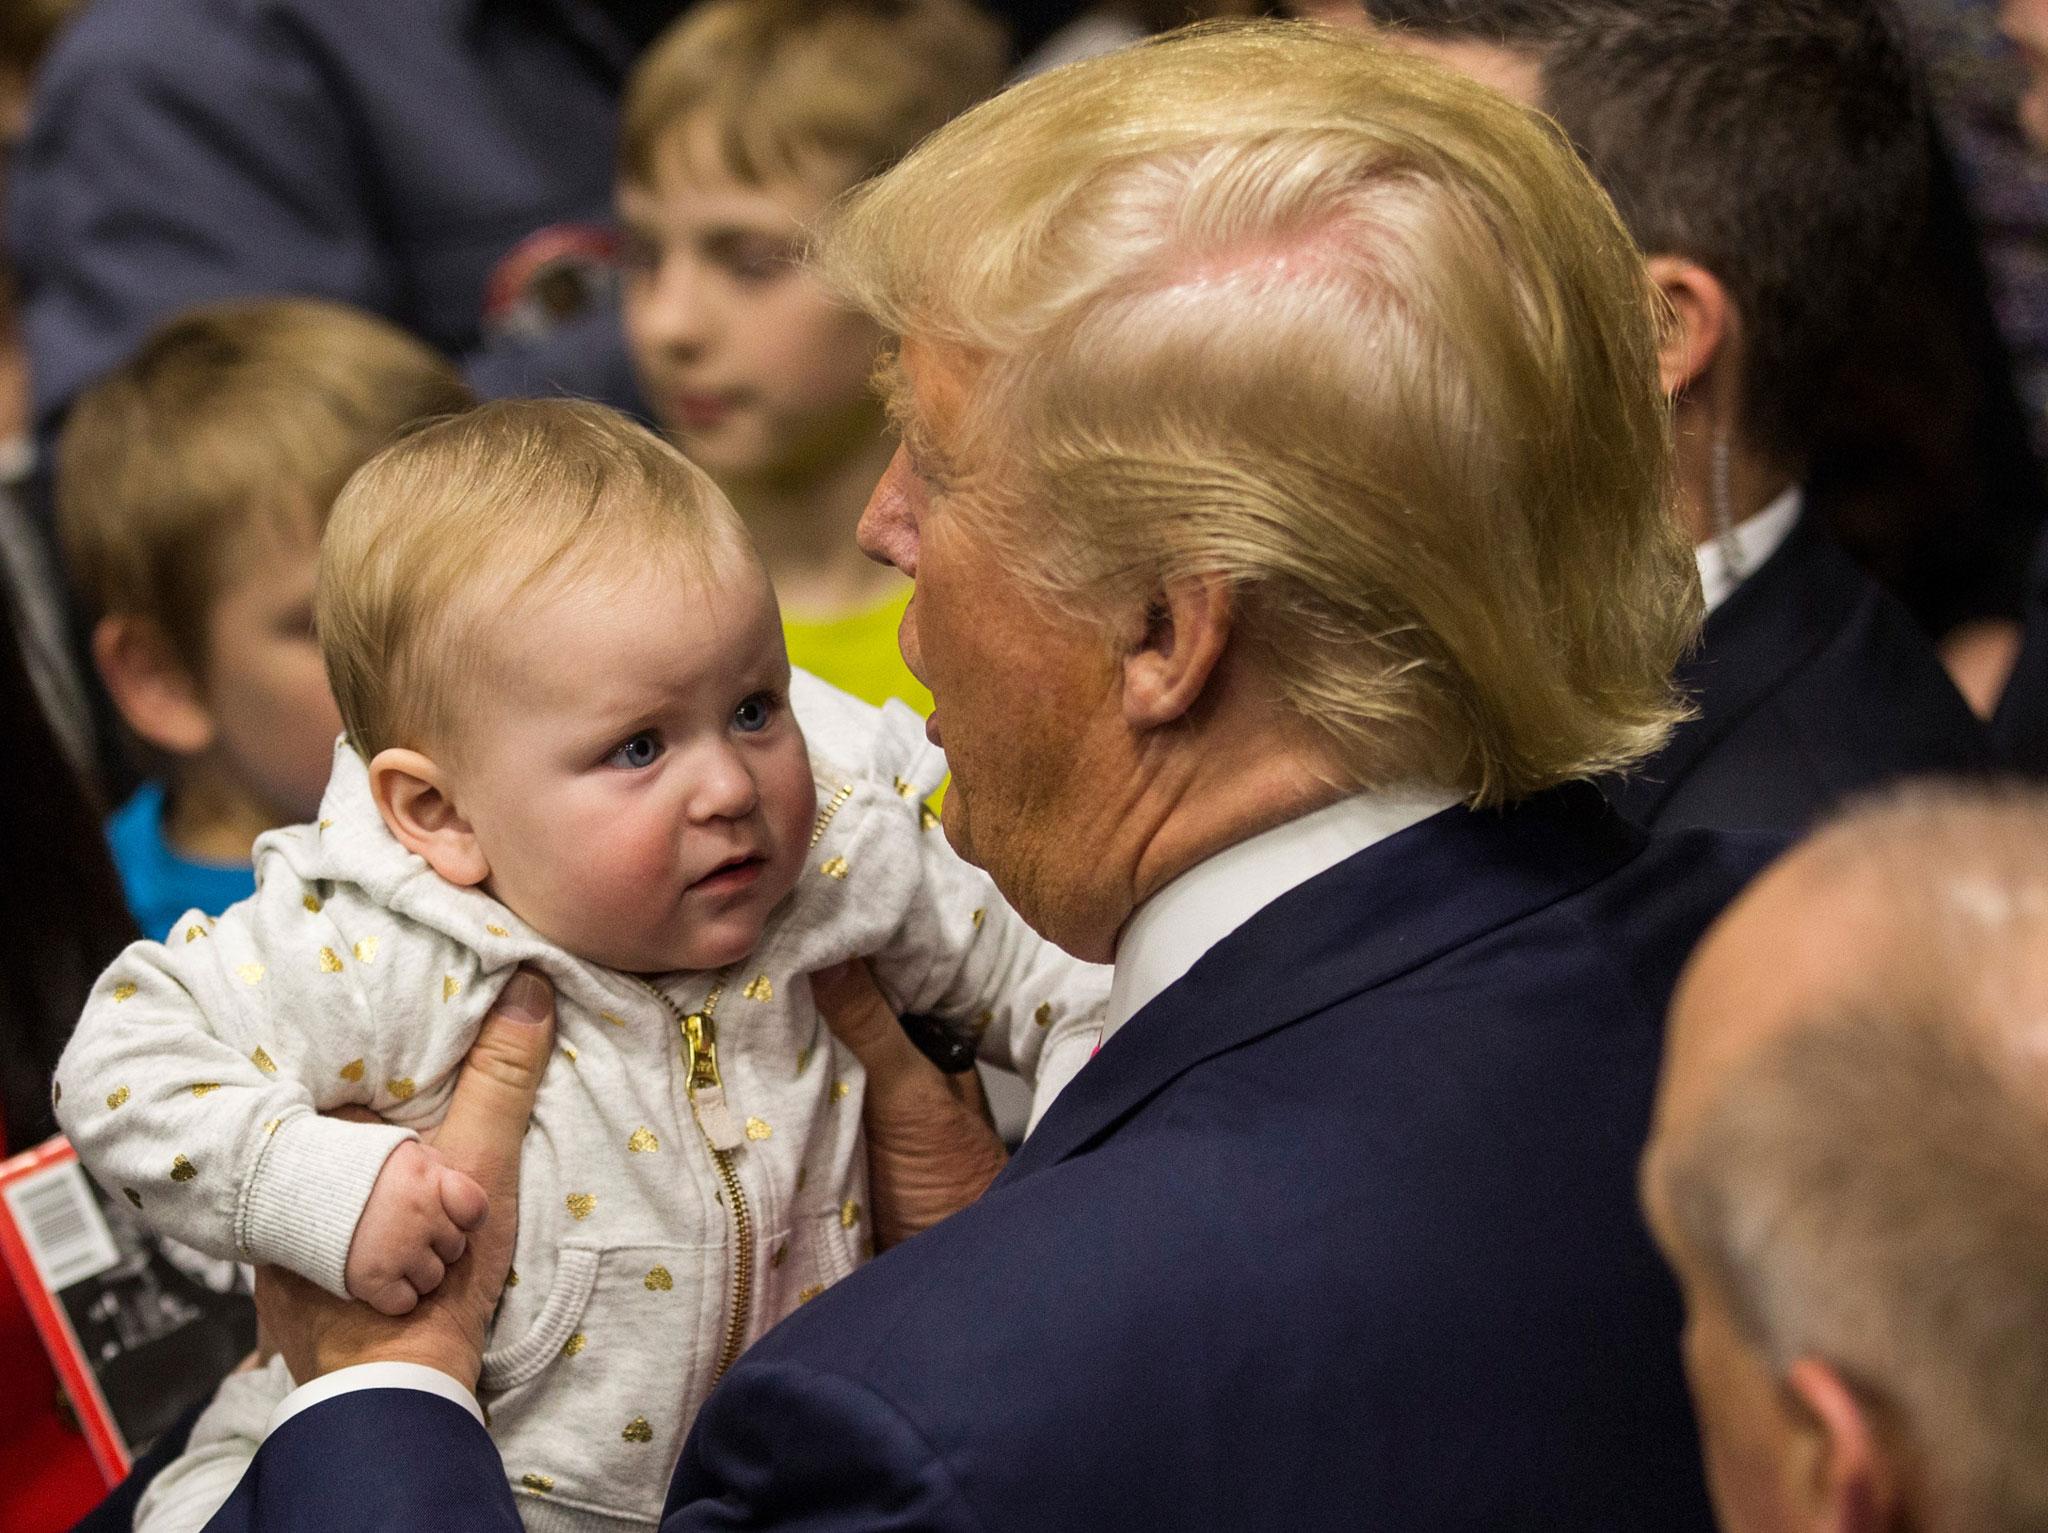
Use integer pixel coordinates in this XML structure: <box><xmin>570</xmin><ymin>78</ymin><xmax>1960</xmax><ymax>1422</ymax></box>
<box><xmin>196</xmin><ymin>24</ymin><xmax>1767</xmax><ymax>1530</ymax></box>
<box><xmin>1644</xmin><ymin>784</ymin><xmax>2048</xmax><ymax>1533</ymax></box>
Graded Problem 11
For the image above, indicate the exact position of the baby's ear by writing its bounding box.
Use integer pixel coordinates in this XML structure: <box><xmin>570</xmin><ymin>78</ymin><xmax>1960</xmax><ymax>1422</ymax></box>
<box><xmin>369</xmin><ymin>748</ymin><xmax>490</xmax><ymax>886</ymax></box>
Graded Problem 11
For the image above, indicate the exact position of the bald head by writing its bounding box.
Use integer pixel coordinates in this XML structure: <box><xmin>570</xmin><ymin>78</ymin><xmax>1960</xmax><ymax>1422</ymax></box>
<box><xmin>1662</xmin><ymin>786</ymin><xmax>2048</xmax><ymax>1149</ymax></box>
<box><xmin>1646</xmin><ymin>783</ymin><xmax>2048</xmax><ymax>1533</ymax></box>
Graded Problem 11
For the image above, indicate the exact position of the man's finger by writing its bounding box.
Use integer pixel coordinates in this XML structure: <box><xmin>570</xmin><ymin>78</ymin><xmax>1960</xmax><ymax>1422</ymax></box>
<box><xmin>810</xmin><ymin>960</ymin><xmax>927</xmax><ymax>1082</ymax></box>
<box><xmin>432</xmin><ymin>968</ymin><xmax>555</xmax><ymax>1193</ymax></box>
<box><xmin>947</xmin><ymin>1063</ymin><xmax>997</xmax><ymax>1131</ymax></box>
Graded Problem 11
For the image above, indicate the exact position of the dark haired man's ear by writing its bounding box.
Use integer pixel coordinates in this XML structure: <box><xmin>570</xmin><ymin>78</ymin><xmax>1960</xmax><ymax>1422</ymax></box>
<box><xmin>1647</xmin><ymin>254</ymin><xmax>1736</xmax><ymax>400</ymax></box>
<box><xmin>1121</xmin><ymin>575</ymin><xmax>1233</xmax><ymax>731</ymax></box>
<box><xmin>369</xmin><ymin>748</ymin><xmax>491</xmax><ymax>886</ymax></box>
<box><xmin>1782</xmin><ymin>1356</ymin><xmax>1901</xmax><ymax>1533</ymax></box>
<box><xmin>92</xmin><ymin>614</ymin><xmax>216</xmax><ymax>757</ymax></box>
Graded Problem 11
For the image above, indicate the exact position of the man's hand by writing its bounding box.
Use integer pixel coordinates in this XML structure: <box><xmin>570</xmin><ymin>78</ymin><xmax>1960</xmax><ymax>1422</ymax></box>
<box><xmin>343</xmin><ymin>1140</ymin><xmax>489</xmax><ymax>1314</ymax></box>
<box><xmin>809</xmin><ymin>960</ymin><xmax>1008</xmax><ymax>1248</ymax></box>
<box><xmin>255</xmin><ymin>969</ymin><xmax>556</xmax><ymax>1392</ymax></box>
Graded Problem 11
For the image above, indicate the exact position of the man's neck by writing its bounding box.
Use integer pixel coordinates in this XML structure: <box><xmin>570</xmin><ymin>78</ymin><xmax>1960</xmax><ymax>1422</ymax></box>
<box><xmin>724</xmin><ymin>428</ymin><xmax>902</xmax><ymax>622</ymax></box>
<box><xmin>1107</xmin><ymin>781</ymin><xmax>1460</xmax><ymax>1027</ymax></box>
<box><xmin>1672</xmin><ymin>413</ymin><xmax>1802</xmax><ymax>546</ymax></box>
<box><xmin>1122</xmin><ymin>750</ymin><xmax>1354</xmax><ymax>925</ymax></box>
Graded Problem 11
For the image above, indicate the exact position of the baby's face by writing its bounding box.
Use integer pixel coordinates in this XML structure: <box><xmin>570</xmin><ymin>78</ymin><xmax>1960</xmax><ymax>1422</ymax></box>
<box><xmin>449</xmin><ymin>547</ymin><xmax>817</xmax><ymax>973</ymax></box>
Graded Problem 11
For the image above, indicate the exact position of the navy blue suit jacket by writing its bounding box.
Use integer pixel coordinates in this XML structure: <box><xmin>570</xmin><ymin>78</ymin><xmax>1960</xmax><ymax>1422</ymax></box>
<box><xmin>201</xmin><ymin>788</ymin><xmax>1768</xmax><ymax>1532</ymax></box>
<box><xmin>1996</xmin><ymin>525</ymin><xmax>2048</xmax><ymax>775</ymax></box>
<box><xmin>1606</xmin><ymin>515</ymin><xmax>1996</xmax><ymax>834</ymax></box>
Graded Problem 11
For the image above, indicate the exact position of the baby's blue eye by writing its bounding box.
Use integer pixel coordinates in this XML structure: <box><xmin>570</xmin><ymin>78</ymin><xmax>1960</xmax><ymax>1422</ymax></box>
<box><xmin>733</xmin><ymin>693</ymin><xmax>776</xmax><ymax>734</ymax></box>
<box><xmin>607</xmin><ymin>732</ymin><xmax>663</xmax><ymax>770</ymax></box>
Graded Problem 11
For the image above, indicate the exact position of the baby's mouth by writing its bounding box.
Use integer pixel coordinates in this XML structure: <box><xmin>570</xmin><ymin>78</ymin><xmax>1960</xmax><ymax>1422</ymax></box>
<box><xmin>690</xmin><ymin>853</ymin><xmax>765</xmax><ymax>895</ymax></box>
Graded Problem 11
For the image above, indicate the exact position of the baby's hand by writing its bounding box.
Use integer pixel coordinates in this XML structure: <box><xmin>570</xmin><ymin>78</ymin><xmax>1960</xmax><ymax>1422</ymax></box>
<box><xmin>344</xmin><ymin>1140</ymin><xmax>489</xmax><ymax>1316</ymax></box>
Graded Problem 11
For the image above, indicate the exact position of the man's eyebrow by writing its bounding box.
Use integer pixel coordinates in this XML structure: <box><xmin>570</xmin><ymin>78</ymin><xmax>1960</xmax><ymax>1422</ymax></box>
<box><xmin>872</xmin><ymin>352</ymin><xmax>947</xmax><ymax>473</ymax></box>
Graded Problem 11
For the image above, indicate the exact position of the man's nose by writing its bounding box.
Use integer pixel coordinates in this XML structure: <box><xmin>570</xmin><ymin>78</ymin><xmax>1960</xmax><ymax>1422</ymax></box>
<box><xmin>856</xmin><ymin>446</ymin><xmax>922</xmax><ymax>576</ymax></box>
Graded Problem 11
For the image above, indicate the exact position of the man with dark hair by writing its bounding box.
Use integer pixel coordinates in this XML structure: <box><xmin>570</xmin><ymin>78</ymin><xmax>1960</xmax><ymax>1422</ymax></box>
<box><xmin>1363</xmin><ymin>0</ymin><xmax>1999</xmax><ymax>832</ymax></box>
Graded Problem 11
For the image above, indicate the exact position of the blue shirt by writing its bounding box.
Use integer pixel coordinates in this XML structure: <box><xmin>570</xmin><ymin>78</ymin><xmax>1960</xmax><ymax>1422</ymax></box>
<box><xmin>106</xmin><ymin>784</ymin><xmax>256</xmax><ymax>943</ymax></box>
<box><xmin>10</xmin><ymin>0</ymin><xmax>659</xmax><ymax>430</ymax></box>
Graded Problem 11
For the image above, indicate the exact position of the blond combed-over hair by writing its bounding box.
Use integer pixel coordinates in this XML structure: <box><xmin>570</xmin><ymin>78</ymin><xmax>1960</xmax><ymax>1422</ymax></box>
<box><xmin>818</xmin><ymin>21</ymin><xmax>1699</xmax><ymax>804</ymax></box>
<box><xmin>57</xmin><ymin>297</ymin><xmax>472</xmax><ymax>673</ymax></box>
<box><xmin>318</xmin><ymin>399</ymin><xmax>740</xmax><ymax>762</ymax></box>
<box><xmin>618</xmin><ymin>0</ymin><xmax>1009</xmax><ymax>192</ymax></box>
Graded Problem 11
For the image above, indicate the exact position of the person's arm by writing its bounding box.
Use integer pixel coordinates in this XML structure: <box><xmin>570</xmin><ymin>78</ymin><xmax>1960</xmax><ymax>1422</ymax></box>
<box><xmin>871</xmin><ymin>814</ymin><xmax>1112</xmax><ymax>1127</ymax></box>
<box><xmin>804</xmin><ymin>682</ymin><xmax>1110</xmax><ymax>1125</ymax></box>
<box><xmin>53</xmin><ymin>907</ymin><xmax>417</xmax><ymax>1296</ymax></box>
<box><xmin>811</xmin><ymin>961</ymin><xmax>1008</xmax><ymax>1249</ymax></box>
<box><xmin>664</xmin><ymin>1357</ymin><xmax>983</xmax><ymax>1532</ymax></box>
<box><xmin>10</xmin><ymin>8</ymin><xmax>397</xmax><ymax>429</ymax></box>
<box><xmin>11</xmin><ymin>11</ymin><xmax>645</xmax><ymax>434</ymax></box>
<box><xmin>191</xmin><ymin>971</ymin><xmax>555</xmax><ymax>1533</ymax></box>
<box><xmin>200</xmin><ymin>1386</ymin><xmax>515</xmax><ymax>1533</ymax></box>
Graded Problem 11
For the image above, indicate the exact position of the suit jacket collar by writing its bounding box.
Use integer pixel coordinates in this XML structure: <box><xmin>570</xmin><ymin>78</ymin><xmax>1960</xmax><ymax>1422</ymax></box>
<box><xmin>1001</xmin><ymin>783</ymin><xmax>1647</xmax><ymax>1180</ymax></box>
<box><xmin>1606</xmin><ymin>512</ymin><xmax>1863</xmax><ymax>825</ymax></box>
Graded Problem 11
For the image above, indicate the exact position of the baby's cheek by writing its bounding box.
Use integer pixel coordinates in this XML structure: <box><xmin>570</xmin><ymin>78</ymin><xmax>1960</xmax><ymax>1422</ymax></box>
<box><xmin>593</xmin><ymin>818</ymin><xmax>691</xmax><ymax>905</ymax></box>
<box><xmin>532</xmin><ymin>812</ymin><xmax>669</xmax><ymax>935</ymax></box>
<box><xmin>767</xmin><ymin>742</ymin><xmax>821</xmax><ymax>847</ymax></box>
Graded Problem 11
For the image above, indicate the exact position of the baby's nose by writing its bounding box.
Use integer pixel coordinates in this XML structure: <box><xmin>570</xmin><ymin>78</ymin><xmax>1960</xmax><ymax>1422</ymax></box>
<box><xmin>688</xmin><ymin>745</ymin><xmax>761</xmax><ymax>822</ymax></box>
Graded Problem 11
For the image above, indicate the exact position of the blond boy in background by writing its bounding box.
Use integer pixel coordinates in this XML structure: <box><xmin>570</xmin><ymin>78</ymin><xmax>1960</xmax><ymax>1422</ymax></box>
<box><xmin>617</xmin><ymin>0</ymin><xmax>1008</xmax><ymax>715</ymax></box>
<box><xmin>58</xmin><ymin>299</ymin><xmax>474</xmax><ymax>939</ymax></box>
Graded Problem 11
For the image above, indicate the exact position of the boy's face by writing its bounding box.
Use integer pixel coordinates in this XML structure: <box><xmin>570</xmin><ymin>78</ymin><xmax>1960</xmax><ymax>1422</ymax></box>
<box><xmin>448</xmin><ymin>542</ymin><xmax>818</xmax><ymax>974</ymax></box>
<box><xmin>201</xmin><ymin>516</ymin><xmax>346</xmax><ymax>824</ymax></box>
<box><xmin>619</xmin><ymin>123</ymin><xmax>886</xmax><ymax>486</ymax></box>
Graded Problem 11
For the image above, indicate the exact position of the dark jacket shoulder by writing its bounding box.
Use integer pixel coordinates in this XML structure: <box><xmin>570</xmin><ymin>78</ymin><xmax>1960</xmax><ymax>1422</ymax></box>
<box><xmin>1607</xmin><ymin>515</ymin><xmax>1994</xmax><ymax>834</ymax></box>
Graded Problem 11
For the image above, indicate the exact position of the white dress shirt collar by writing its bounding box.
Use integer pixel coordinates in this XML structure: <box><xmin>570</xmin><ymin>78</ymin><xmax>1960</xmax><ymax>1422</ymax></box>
<box><xmin>1696</xmin><ymin>484</ymin><xmax>1802</xmax><ymax>614</ymax></box>
<box><xmin>1106</xmin><ymin>786</ymin><xmax>1461</xmax><ymax>1031</ymax></box>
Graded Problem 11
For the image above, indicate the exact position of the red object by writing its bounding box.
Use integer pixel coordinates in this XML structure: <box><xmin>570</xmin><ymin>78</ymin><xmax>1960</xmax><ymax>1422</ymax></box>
<box><xmin>0</xmin><ymin>1126</ymin><xmax>113</xmax><ymax>1533</ymax></box>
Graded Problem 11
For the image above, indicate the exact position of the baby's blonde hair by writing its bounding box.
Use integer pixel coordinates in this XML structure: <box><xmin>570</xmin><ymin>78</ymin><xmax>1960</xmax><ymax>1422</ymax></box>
<box><xmin>819</xmin><ymin>21</ymin><xmax>1699</xmax><ymax>805</ymax></box>
<box><xmin>317</xmin><ymin>399</ymin><xmax>741</xmax><ymax>760</ymax></box>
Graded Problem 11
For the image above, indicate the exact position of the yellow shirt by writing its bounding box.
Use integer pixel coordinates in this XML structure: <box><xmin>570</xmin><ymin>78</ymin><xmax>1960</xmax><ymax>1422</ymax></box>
<box><xmin>782</xmin><ymin>586</ymin><xmax>931</xmax><ymax>716</ymax></box>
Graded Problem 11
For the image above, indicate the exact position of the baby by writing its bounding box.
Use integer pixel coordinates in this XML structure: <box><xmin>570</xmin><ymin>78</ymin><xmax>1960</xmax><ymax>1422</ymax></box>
<box><xmin>55</xmin><ymin>400</ymin><xmax>1108</xmax><ymax>1530</ymax></box>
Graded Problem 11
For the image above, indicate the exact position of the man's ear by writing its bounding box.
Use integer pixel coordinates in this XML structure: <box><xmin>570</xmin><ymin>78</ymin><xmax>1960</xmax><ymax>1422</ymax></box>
<box><xmin>92</xmin><ymin>614</ymin><xmax>215</xmax><ymax>756</ymax></box>
<box><xmin>1121</xmin><ymin>573</ymin><xmax>1233</xmax><ymax>731</ymax></box>
<box><xmin>1647</xmin><ymin>254</ymin><xmax>1735</xmax><ymax>399</ymax></box>
<box><xmin>1782</xmin><ymin>1356</ymin><xmax>1902</xmax><ymax>1533</ymax></box>
<box><xmin>368</xmin><ymin>748</ymin><xmax>490</xmax><ymax>886</ymax></box>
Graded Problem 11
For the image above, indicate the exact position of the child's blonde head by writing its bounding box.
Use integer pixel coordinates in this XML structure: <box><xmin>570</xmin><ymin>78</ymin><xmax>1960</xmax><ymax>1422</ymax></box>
<box><xmin>317</xmin><ymin>399</ymin><xmax>744</xmax><ymax>761</ymax></box>
<box><xmin>57</xmin><ymin>297</ymin><xmax>472</xmax><ymax>673</ymax></box>
<box><xmin>619</xmin><ymin>0</ymin><xmax>1008</xmax><ymax>195</ymax></box>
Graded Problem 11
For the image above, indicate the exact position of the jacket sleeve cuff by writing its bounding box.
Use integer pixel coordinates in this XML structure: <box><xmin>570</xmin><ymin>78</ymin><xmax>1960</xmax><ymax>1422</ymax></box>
<box><xmin>239</xmin><ymin>1112</ymin><xmax>416</xmax><ymax>1297</ymax></box>
<box><xmin>268</xmin><ymin>1363</ymin><xmax>485</xmax><ymax>1435</ymax></box>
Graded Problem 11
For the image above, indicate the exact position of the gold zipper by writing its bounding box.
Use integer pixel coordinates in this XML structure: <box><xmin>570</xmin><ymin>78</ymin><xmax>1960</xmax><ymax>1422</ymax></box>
<box><xmin>640</xmin><ymin>976</ymin><xmax>755</xmax><ymax>1382</ymax></box>
<box><xmin>810</xmin><ymin>783</ymin><xmax>855</xmax><ymax>849</ymax></box>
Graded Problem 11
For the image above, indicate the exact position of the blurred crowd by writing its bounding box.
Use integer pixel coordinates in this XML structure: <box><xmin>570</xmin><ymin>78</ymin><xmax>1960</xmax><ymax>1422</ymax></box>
<box><xmin>7</xmin><ymin>3</ymin><xmax>2048</xmax><ymax>1531</ymax></box>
